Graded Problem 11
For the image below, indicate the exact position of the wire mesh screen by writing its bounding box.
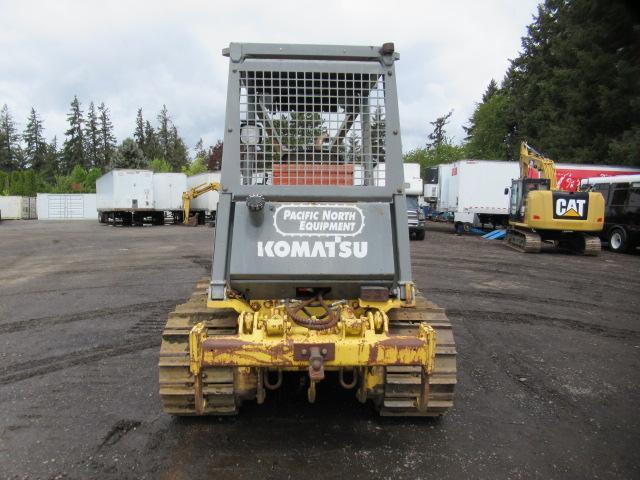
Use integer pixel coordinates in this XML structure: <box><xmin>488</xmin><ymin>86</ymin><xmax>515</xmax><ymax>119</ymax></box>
<box><xmin>238</xmin><ymin>70</ymin><xmax>386</xmax><ymax>186</ymax></box>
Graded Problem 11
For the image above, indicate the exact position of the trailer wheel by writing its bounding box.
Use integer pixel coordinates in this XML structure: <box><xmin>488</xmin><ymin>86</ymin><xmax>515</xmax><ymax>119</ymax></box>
<box><xmin>608</xmin><ymin>227</ymin><xmax>629</xmax><ymax>253</ymax></box>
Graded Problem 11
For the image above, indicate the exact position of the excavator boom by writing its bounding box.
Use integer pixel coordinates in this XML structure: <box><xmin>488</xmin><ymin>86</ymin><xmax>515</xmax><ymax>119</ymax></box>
<box><xmin>182</xmin><ymin>182</ymin><xmax>220</xmax><ymax>225</ymax></box>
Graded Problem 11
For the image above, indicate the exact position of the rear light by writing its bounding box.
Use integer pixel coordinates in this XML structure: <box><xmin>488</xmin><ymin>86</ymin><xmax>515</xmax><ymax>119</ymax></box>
<box><xmin>533</xmin><ymin>215</ymin><xmax>540</xmax><ymax>220</ymax></box>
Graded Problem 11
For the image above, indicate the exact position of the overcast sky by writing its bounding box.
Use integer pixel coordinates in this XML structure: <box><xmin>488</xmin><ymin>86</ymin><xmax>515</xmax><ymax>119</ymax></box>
<box><xmin>0</xmin><ymin>0</ymin><xmax>540</xmax><ymax>154</ymax></box>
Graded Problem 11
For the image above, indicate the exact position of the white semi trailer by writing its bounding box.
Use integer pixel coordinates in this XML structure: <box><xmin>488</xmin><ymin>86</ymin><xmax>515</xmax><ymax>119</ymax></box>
<box><xmin>96</xmin><ymin>169</ymin><xmax>158</xmax><ymax>225</ymax></box>
<box><xmin>153</xmin><ymin>172</ymin><xmax>187</xmax><ymax>223</ymax></box>
<box><xmin>436</xmin><ymin>160</ymin><xmax>519</xmax><ymax>233</ymax></box>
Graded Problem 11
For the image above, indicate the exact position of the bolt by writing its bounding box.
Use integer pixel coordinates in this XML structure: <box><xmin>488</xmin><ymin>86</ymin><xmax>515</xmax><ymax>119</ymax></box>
<box><xmin>321</xmin><ymin>348</ymin><xmax>328</xmax><ymax>356</ymax></box>
<box><xmin>393</xmin><ymin>129</ymin><xmax>398</xmax><ymax>135</ymax></box>
<box><xmin>388</xmin><ymin>71</ymin><xmax>393</xmax><ymax>76</ymax></box>
<box><xmin>301</xmin><ymin>348</ymin><xmax>308</xmax><ymax>356</ymax></box>
<box><xmin>227</xmin><ymin>128</ymin><xmax>233</xmax><ymax>133</ymax></box>
<box><xmin>233</xmin><ymin>69</ymin><xmax>237</xmax><ymax>73</ymax></box>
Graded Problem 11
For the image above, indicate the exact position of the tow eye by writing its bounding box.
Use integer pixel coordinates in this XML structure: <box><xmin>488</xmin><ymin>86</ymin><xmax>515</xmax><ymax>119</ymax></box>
<box><xmin>294</xmin><ymin>343</ymin><xmax>335</xmax><ymax>403</ymax></box>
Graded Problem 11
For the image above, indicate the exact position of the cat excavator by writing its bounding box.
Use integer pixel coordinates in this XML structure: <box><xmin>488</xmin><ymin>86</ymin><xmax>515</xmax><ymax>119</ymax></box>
<box><xmin>505</xmin><ymin>142</ymin><xmax>604</xmax><ymax>254</ymax></box>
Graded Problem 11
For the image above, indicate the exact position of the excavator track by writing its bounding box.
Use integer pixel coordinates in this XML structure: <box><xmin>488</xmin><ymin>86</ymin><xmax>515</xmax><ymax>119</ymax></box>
<box><xmin>380</xmin><ymin>295</ymin><xmax>457</xmax><ymax>416</ymax></box>
<box><xmin>159</xmin><ymin>279</ymin><xmax>241</xmax><ymax>415</ymax></box>
<box><xmin>505</xmin><ymin>227</ymin><xmax>542</xmax><ymax>253</ymax></box>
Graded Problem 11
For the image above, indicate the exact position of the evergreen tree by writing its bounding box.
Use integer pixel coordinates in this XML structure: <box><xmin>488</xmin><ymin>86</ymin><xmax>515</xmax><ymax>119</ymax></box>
<box><xmin>194</xmin><ymin>138</ymin><xmax>206</xmax><ymax>160</ymax></box>
<box><xmin>143</xmin><ymin>120</ymin><xmax>161</xmax><ymax>160</ymax></box>
<box><xmin>112</xmin><ymin>138</ymin><xmax>148</xmax><ymax>169</ymax></box>
<box><xmin>23</xmin><ymin>108</ymin><xmax>48</xmax><ymax>170</ymax></box>
<box><xmin>426</xmin><ymin>110</ymin><xmax>453</xmax><ymax>149</ymax></box>
<box><xmin>157</xmin><ymin>105</ymin><xmax>171</xmax><ymax>160</ymax></box>
<box><xmin>97</xmin><ymin>102</ymin><xmax>116</xmax><ymax>169</ymax></box>
<box><xmin>45</xmin><ymin>136</ymin><xmax>61</xmax><ymax>179</ymax></box>
<box><xmin>134</xmin><ymin>108</ymin><xmax>145</xmax><ymax>150</ymax></box>
<box><xmin>370</xmin><ymin>107</ymin><xmax>386</xmax><ymax>164</ymax></box>
<box><xmin>466</xmin><ymin>0</ymin><xmax>640</xmax><ymax>164</ymax></box>
<box><xmin>0</xmin><ymin>104</ymin><xmax>22</xmax><ymax>171</ymax></box>
<box><xmin>84</xmin><ymin>101</ymin><xmax>100</xmax><ymax>168</ymax></box>
<box><xmin>62</xmin><ymin>96</ymin><xmax>85</xmax><ymax>173</ymax></box>
<box><xmin>167</xmin><ymin>125</ymin><xmax>189</xmax><ymax>170</ymax></box>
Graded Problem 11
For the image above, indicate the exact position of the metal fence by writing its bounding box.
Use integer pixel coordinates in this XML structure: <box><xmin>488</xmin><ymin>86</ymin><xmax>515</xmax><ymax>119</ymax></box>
<box><xmin>238</xmin><ymin>70</ymin><xmax>387</xmax><ymax>187</ymax></box>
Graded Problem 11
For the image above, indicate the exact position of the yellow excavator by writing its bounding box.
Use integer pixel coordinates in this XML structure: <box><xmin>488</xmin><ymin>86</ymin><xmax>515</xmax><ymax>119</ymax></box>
<box><xmin>181</xmin><ymin>182</ymin><xmax>220</xmax><ymax>226</ymax></box>
<box><xmin>505</xmin><ymin>142</ymin><xmax>604</xmax><ymax>254</ymax></box>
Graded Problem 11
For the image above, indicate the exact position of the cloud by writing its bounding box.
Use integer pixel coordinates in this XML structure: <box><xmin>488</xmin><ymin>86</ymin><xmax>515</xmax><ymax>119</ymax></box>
<box><xmin>0</xmin><ymin>0</ymin><xmax>539</xmax><ymax>152</ymax></box>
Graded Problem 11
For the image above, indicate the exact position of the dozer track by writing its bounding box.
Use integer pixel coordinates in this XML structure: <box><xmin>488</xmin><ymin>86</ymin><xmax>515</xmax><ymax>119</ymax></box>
<box><xmin>505</xmin><ymin>227</ymin><xmax>542</xmax><ymax>253</ymax></box>
<box><xmin>381</xmin><ymin>296</ymin><xmax>457</xmax><ymax>416</ymax></box>
<box><xmin>159</xmin><ymin>279</ymin><xmax>240</xmax><ymax>415</ymax></box>
<box><xmin>159</xmin><ymin>280</ymin><xmax>457</xmax><ymax>417</ymax></box>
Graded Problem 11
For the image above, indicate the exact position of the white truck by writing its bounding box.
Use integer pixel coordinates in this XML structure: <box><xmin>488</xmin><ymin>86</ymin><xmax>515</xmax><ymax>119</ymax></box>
<box><xmin>437</xmin><ymin>160</ymin><xmax>519</xmax><ymax>233</ymax></box>
<box><xmin>403</xmin><ymin>163</ymin><xmax>426</xmax><ymax>240</ymax></box>
<box><xmin>96</xmin><ymin>169</ymin><xmax>157</xmax><ymax>225</ymax></box>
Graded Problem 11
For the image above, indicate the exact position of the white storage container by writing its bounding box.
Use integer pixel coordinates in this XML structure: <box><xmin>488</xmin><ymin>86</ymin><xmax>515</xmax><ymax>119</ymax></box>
<box><xmin>0</xmin><ymin>196</ymin><xmax>36</xmax><ymax>219</ymax></box>
<box><xmin>36</xmin><ymin>193</ymin><xmax>97</xmax><ymax>220</ymax></box>
<box><xmin>153</xmin><ymin>173</ymin><xmax>187</xmax><ymax>211</ymax></box>
<box><xmin>96</xmin><ymin>169</ymin><xmax>154</xmax><ymax>211</ymax></box>
<box><xmin>187</xmin><ymin>172</ymin><xmax>221</xmax><ymax>212</ymax></box>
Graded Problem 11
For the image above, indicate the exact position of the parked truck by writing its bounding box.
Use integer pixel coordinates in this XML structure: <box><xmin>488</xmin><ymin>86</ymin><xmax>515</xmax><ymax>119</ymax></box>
<box><xmin>404</xmin><ymin>163</ymin><xmax>426</xmax><ymax>240</ymax></box>
<box><xmin>581</xmin><ymin>174</ymin><xmax>640</xmax><ymax>252</ymax></box>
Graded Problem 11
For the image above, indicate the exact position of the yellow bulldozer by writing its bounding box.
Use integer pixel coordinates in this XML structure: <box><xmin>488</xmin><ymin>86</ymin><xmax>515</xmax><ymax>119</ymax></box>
<box><xmin>505</xmin><ymin>142</ymin><xmax>605</xmax><ymax>254</ymax></box>
<box><xmin>158</xmin><ymin>42</ymin><xmax>457</xmax><ymax>416</ymax></box>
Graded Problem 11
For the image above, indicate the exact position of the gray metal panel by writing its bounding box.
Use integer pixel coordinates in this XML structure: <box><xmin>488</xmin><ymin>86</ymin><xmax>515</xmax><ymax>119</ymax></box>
<box><xmin>226</xmin><ymin>202</ymin><xmax>395</xmax><ymax>298</ymax></box>
<box><xmin>211</xmin><ymin>42</ymin><xmax>413</xmax><ymax>301</ymax></box>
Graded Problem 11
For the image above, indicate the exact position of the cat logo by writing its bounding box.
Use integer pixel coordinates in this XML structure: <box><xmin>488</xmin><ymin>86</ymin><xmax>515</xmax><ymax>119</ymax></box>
<box><xmin>553</xmin><ymin>193</ymin><xmax>588</xmax><ymax>220</ymax></box>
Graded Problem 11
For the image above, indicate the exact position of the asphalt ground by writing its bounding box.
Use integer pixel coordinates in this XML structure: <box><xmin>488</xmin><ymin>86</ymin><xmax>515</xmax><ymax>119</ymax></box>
<box><xmin>0</xmin><ymin>220</ymin><xmax>638</xmax><ymax>480</ymax></box>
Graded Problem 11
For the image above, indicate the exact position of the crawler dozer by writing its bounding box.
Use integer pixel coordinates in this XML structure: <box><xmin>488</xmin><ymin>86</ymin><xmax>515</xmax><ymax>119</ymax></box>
<box><xmin>506</xmin><ymin>142</ymin><xmax>605</xmax><ymax>254</ymax></box>
<box><xmin>159</xmin><ymin>42</ymin><xmax>457</xmax><ymax>416</ymax></box>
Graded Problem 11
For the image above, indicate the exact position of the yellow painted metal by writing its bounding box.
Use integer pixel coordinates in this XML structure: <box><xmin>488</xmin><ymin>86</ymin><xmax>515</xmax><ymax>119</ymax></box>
<box><xmin>182</xmin><ymin>182</ymin><xmax>220</xmax><ymax>224</ymax></box>
<box><xmin>520</xmin><ymin>141</ymin><xmax>558</xmax><ymax>190</ymax></box>
<box><xmin>189</xmin><ymin>303</ymin><xmax>437</xmax><ymax>374</ymax></box>
<box><xmin>519</xmin><ymin>190</ymin><xmax>605</xmax><ymax>232</ymax></box>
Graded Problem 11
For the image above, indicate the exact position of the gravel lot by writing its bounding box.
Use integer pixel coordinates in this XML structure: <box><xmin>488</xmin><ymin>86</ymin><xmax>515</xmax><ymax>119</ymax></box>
<box><xmin>0</xmin><ymin>220</ymin><xmax>638</xmax><ymax>480</ymax></box>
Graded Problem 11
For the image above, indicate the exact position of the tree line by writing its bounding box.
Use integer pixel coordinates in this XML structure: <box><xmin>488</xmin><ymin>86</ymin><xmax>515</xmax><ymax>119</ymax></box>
<box><xmin>405</xmin><ymin>0</ymin><xmax>640</xmax><ymax>177</ymax></box>
<box><xmin>0</xmin><ymin>98</ymin><xmax>223</xmax><ymax>196</ymax></box>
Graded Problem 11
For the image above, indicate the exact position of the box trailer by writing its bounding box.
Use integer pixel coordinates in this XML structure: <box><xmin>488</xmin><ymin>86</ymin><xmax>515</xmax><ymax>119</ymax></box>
<box><xmin>153</xmin><ymin>172</ymin><xmax>187</xmax><ymax>213</ymax></box>
<box><xmin>186</xmin><ymin>172</ymin><xmax>221</xmax><ymax>223</ymax></box>
<box><xmin>36</xmin><ymin>193</ymin><xmax>97</xmax><ymax>220</ymax></box>
<box><xmin>96</xmin><ymin>169</ymin><xmax>157</xmax><ymax>225</ymax></box>
<box><xmin>535</xmin><ymin>164</ymin><xmax>640</xmax><ymax>191</ymax></box>
<box><xmin>436</xmin><ymin>160</ymin><xmax>518</xmax><ymax>231</ymax></box>
<box><xmin>0</xmin><ymin>196</ymin><xmax>37</xmax><ymax>219</ymax></box>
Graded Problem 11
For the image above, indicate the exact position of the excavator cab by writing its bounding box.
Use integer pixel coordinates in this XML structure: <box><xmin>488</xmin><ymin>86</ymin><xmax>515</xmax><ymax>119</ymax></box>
<box><xmin>508</xmin><ymin>177</ymin><xmax>551</xmax><ymax>223</ymax></box>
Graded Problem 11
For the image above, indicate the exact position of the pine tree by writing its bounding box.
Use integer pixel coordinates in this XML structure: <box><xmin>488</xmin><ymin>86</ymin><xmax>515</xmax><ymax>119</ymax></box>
<box><xmin>23</xmin><ymin>107</ymin><xmax>48</xmax><ymax>171</ymax></box>
<box><xmin>0</xmin><ymin>104</ymin><xmax>22</xmax><ymax>171</ymax></box>
<box><xmin>194</xmin><ymin>138</ymin><xmax>206</xmax><ymax>160</ymax></box>
<box><xmin>370</xmin><ymin>107</ymin><xmax>386</xmax><ymax>164</ymax></box>
<box><xmin>426</xmin><ymin>110</ymin><xmax>453</xmax><ymax>149</ymax></box>
<box><xmin>134</xmin><ymin>108</ymin><xmax>145</xmax><ymax>150</ymax></box>
<box><xmin>97</xmin><ymin>102</ymin><xmax>116</xmax><ymax>169</ymax></box>
<box><xmin>157</xmin><ymin>105</ymin><xmax>171</xmax><ymax>160</ymax></box>
<box><xmin>84</xmin><ymin>101</ymin><xmax>100</xmax><ymax>168</ymax></box>
<box><xmin>112</xmin><ymin>138</ymin><xmax>148</xmax><ymax>169</ymax></box>
<box><xmin>45</xmin><ymin>136</ymin><xmax>60</xmax><ymax>179</ymax></box>
<box><xmin>62</xmin><ymin>96</ymin><xmax>85</xmax><ymax>173</ymax></box>
<box><xmin>167</xmin><ymin>125</ymin><xmax>189</xmax><ymax>170</ymax></box>
<box><xmin>143</xmin><ymin>120</ymin><xmax>161</xmax><ymax>161</ymax></box>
